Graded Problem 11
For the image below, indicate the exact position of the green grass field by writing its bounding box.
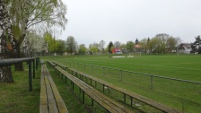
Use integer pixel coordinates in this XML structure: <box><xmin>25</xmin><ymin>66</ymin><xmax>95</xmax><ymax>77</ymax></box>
<box><xmin>43</xmin><ymin>54</ymin><xmax>201</xmax><ymax>113</ymax></box>
<box><xmin>0</xmin><ymin>63</ymin><xmax>40</xmax><ymax>113</ymax></box>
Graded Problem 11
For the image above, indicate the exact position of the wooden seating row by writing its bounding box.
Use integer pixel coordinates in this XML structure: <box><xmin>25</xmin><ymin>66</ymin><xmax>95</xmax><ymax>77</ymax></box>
<box><xmin>49</xmin><ymin>61</ymin><xmax>134</xmax><ymax>113</ymax></box>
<box><xmin>53</xmin><ymin>61</ymin><xmax>180</xmax><ymax>113</ymax></box>
<box><xmin>40</xmin><ymin>63</ymin><xmax>68</xmax><ymax>113</ymax></box>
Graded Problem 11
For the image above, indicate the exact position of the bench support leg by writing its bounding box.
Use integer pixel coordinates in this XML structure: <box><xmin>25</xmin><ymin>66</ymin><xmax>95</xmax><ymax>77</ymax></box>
<box><xmin>79</xmin><ymin>88</ymin><xmax>81</xmax><ymax>94</ymax></box>
<box><xmin>95</xmin><ymin>81</ymin><xmax>97</xmax><ymax>88</ymax></box>
<box><xmin>124</xmin><ymin>93</ymin><xmax>126</xmax><ymax>103</ymax></box>
<box><xmin>65</xmin><ymin>76</ymin><xmax>67</xmax><ymax>83</ymax></box>
<box><xmin>91</xmin><ymin>99</ymin><xmax>94</xmax><ymax>107</ymax></box>
<box><xmin>130</xmin><ymin>96</ymin><xmax>133</xmax><ymax>106</ymax></box>
<box><xmin>82</xmin><ymin>91</ymin><xmax>85</xmax><ymax>104</ymax></box>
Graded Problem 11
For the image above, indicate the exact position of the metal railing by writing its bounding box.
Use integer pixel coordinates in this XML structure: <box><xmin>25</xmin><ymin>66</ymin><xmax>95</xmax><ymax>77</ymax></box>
<box><xmin>0</xmin><ymin>57</ymin><xmax>40</xmax><ymax>91</ymax></box>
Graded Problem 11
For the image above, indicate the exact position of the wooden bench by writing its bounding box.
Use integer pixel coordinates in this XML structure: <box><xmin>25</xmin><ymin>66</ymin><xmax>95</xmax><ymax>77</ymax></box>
<box><xmin>52</xmin><ymin>61</ymin><xmax>180</xmax><ymax>113</ymax></box>
<box><xmin>49</xmin><ymin>62</ymin><xmax>134</xmax><ymax>113</ymax></box>
<box><xmin>40</xmin><ymin>63</ymin><xmax>68</xmax><ymax>113</ymax></box>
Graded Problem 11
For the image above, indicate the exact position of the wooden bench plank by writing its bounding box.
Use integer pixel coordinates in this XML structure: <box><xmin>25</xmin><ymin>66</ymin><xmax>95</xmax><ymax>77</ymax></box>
<box><xmin>47</xmin><ymin>75</ymin><xmax>68</xmax><ymax>112</ymax></box>
<box><xmin>40</xmin><ymin>65</ymin><xmax>48</xmax><ymax>113</ymax></box>
<box><xmin>40</xmin><ymin>105</ymin><xmax>48</xmax><ymax>113</ymax></box>
<box><xmin>40</xmin><ymin>63</ymin><xmax>68</xmax><ymax>113</ymax></box>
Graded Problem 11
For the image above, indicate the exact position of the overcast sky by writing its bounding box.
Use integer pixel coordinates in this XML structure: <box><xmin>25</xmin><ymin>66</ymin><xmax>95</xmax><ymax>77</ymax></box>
<box><xmin>60</xmin><ymin>0</ymin><xmax>201</xmax><ymax>47</ymax></box>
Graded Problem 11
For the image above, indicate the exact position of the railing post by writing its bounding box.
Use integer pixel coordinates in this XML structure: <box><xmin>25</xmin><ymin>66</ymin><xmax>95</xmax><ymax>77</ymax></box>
<box><xmin>91</xmin><ymin>65</ymin><xmax>93</xmax><ymax>74</ymax></box>
<box><xmin>36</xmin><ymin>57</ymin><xmax>39</xmax><ymax>70</ymax></box>
<box><xmin>150</xmin><ymin>75</ymin><xmax>153</xmax><ymax>90</ymax></box>
<box><xmin>82</xmin><ymin>91</ymin><xmax>85</xmax><ymax>104</ymax></box>
<box><xmin>124</xmin><ymin>93</ymin><xmax>126</xmax><ymax>103</ymax></box>
<box><xmin>103</xmin><ymin>67</ymin><xmax>105</xmax><ymax>76</ymax></box>
<box><xmin>33</xmin><ymin>59</ymin><xmax>35</xmax><ymax>79</ymax></box>
<box><xmin>78</xmin><ymin>62</ymin><xmax>79</xmax><ymax>69</ymax></box>
<box><xmin>120</xmin><ymin>70</ymin><xmax>123</xmax><ymax>81</ymax></box>
<box><xmin>28</xmin><ymin>61</ymin><xmax>32</xmax><ymax>92</ymax></box>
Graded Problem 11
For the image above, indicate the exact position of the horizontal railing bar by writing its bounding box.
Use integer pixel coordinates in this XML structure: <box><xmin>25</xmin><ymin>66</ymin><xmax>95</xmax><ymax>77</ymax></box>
<box><xmin>0</xmin><ymin>57</ymin><xmax>36</xmax><ymax>67</ymax></box>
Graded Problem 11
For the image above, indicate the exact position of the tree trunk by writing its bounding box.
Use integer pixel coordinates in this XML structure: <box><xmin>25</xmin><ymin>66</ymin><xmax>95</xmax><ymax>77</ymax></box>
<box><xmin>14</xmin><ymin>43</ymin><xmax>24</xmax><ymax>71</ymax></box>
<box><xmin>0</xmin><ymin>66</ymin><xmax>13</xmax><ymax>83</ymax></box>
<box><xmin>0</xmin><ymin>0</ymin><xmax>16</xmax><ymax>82</ymax></box>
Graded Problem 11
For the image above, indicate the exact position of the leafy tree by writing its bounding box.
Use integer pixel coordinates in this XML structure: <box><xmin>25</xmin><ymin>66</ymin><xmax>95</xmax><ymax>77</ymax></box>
<box><xmin>114</xmin><ymin>41</ymin><xmax>121</xmax><ymax>48</ymax></box>
<box><xmin>7</xmin><ymin>0</ymin><xmax>67</xmax><ymax>56</ymax></box>
<box><xmin>6</xmin><ymin>0</ymin><xmax>67</xmax><ymax>70</ymax></box>
<box><xmin>120</xmin><ymin>43</ymin><xmax>127</xmax><ymax>54</ymax></box>
<box><xmin>99</xmin><ymin>40</ymin><xmax>105</xmax><ymax>53</ymax></box>
<box><xmin>146</xmin><ymin>33</ymin><xmax>179</xmax><ymax>54</ymax></box>
<box><xmin>139</xmin><ymin>38</ymin><xmax>147</xmax><ymax>52</ymax></box>
<box><xmin>26</xmin><ymin>31</ymin><xmax>46</xmax><ymax>56</ymax></box>
<box><xmin>55</xmin><ymin>40</ymin><xmax>65</xmax><ymax>54</ymax></box>
<box><xmin>108</xmin><ymin>41</ymin><xmax>113</xmax><ymax>54</ymax></box>
<box><xmin>191</xmin><ymin>35</ymin><xmax>201</xmax><ymax>54</ymax></box>
<box><xmin>44</xmin><ymin>32</ymin><xmax>56</xmax><ymax>53</ymax></box>
<box><xmin>78</xmin><ymin>44</ymin><xmax>87</xmax><ymax>55</ymax></box>
<box><xmin>166</xmin><ymin>37</ymin><xmax>177</xmax><ymax>53</ymax></box>
<box><xmin>66</xmin><ymin>36</ymin><xmax>77</xmax><ymax>54</ymax></box>
<box><xmin>126</xmin><ymin>41</ymin><xmax>134</xmax><ymax>53</ymax></box>
<box><xmin>89</xmin><ymin>43</ymin><xmax>99</xmax><ymax>54</ymax></box>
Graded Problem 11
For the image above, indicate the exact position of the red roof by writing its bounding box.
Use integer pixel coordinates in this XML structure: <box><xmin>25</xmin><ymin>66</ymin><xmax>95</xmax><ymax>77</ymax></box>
<box><xmin>134</xmin><ymin>45</ymin><xmax>142</xmax><ymax>48</ymax></box>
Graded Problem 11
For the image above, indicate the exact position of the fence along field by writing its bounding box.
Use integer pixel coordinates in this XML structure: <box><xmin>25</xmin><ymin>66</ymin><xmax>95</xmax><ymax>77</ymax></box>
<box><xmin>44</xmin><ymin>55</ymin><xmax>201</xmax><ymax>113</ymax></box>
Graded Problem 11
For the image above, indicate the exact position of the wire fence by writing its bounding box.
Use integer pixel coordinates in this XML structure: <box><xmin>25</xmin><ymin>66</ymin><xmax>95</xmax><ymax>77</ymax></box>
<box><xmin>58</xmin><ymin>60</ymin><xmax>201</xmax><ymax>113</ymax></box>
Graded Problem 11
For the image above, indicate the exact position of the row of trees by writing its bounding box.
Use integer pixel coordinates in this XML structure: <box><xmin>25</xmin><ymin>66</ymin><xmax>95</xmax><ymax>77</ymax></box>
<box><xmin>34</xmin><ymin>33</ymin><xmax>181</xmax><ymax>55</ymax></box>
<box><xmin>0</xmin><ymin>0</ymin><xmax>67</xmax><ymax>82</ymax></box>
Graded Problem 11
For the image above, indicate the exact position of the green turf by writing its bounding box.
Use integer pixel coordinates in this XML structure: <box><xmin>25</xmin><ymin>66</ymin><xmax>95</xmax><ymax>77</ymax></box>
<box><xmin>0</xmin><ymin>63</ymin><xmax>40</xmax><ymax>113</ymax></box>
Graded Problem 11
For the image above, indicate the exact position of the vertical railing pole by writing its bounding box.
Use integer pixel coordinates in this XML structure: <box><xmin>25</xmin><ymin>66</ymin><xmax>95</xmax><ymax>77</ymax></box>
<box><xmin>103</xmin><ymin>67</ymin><xmax>105</xmax><ymax>76</ymax></box>
<box><xmin>78</xmin><ymin>62</ymin><xmax>79</xmax><ymax>69</ymax></box>
<box><xmin>120</xmin><ymin>70</ymin><xmax>123</xmax><ymax>81</ymax></box>
<box><xmin>91</xmin><ymin>65</ymin><xmax>93</xmax><ymax>74</ymax></box>
<box><xmin>28</xmin><ymin>61</ymin><xmax>32</xmax><ymax>92</ymax></box>
<box><xmin>36</xmin><ymin>57</ymin><xmax>38</xmax><ymax>70</ymax></box>
<box><xmin>33</xmin><ymin>59</ymin><xmax>35</xmax><ymax>79</ymax></box>
<box><xmin>150</xmin><ymin>75</ymin><xmax>153</xmax><ymax>90</ymax></box>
